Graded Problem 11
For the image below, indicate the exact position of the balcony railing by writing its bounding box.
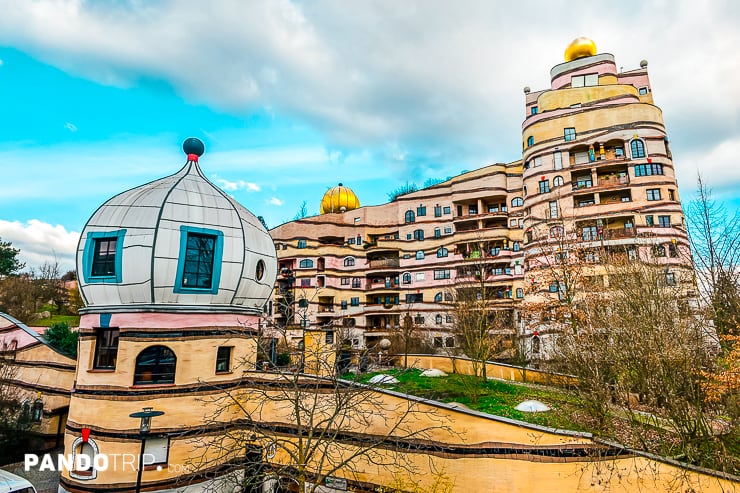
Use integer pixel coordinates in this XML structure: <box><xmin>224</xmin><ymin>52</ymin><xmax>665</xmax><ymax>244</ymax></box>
<box><xmin>597</xmin><ymin>175</ymin><xmax>629</xmax><ymax>188</ymax></box>
<box><xmin>368</xmin><ymin>258</ymin><xmax>400</xmax><ymax>269</ymax></box>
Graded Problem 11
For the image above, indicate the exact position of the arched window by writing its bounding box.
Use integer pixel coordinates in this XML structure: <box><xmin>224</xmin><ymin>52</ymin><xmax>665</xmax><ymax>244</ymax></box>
<box><xmin>513</xmin><ymin>242</ymin><xmax>521</xmax><ymax>252</ymax></box>
<box><xmin>434</xmin><ymin>292</ymin><xmax>443</xmax><ymax>302</ymax></box>
<box><xmin>437</xmin><ymin>247</ymin><xmax>448</xmax><ymax>258</ymax></box>
<box><xmin>70</xmin><ymin>436</ymin><xmax>100</xmax><ymax>480</ymax></box>
<box><xmin>343</xmin><ymin>257</ymin><xmax>355</xmax><ymax>267</ymax></box>
<box><xmin>134</xmin><ymin>346</ymin><xmax>176</xmax><ymax>385</ymax></box>
<box><xmin>532</xmin><ymin>336</ymin><xmax>541</xmax><ymax>355</ymax></box>
<box><xmin>512</xmin><ymin>197</ymin><xmax>523</xmax><ymax>207</ymax></box>
<box><xmin>435</xmin><ymin>314</ymin><xmax>443</xmax><ymax>324</ymax></box>
<box><xmin>413</xmin><ymin>229</ymin><xmax>424</xmax><ymax>241</ymax></box>
<box><xmin>405</xmin><ymin>210</ymin><xmax>415</xmax><ymax>223</ymax></box>
<box><xmin>516</xmin><ymin>288</ymin><xmax>524</xmax><ymax>298</ymax></box>
<box><xmin>553</xmin><ymin>176</ymin><xmax>564</xmax><ymax>187</ymax></box>
<box><xmin>527</xmin><ymin>136</ymin><xmax>534</xmax><ymax>147</ymax></box>
<box><xmin>630</xmin><ymin>139</ymin><xmax>646</xmax><ymax>159</ymax></box>
<box><xmin>416</xmin><ymin>250</ymin><xmax>425</xmax><ymax>260</ymax></box>
<box><xmin>402</xmin><ymin>272</ymin><xmax>412</xmax><ymax>284</ymax></box>
<box><xmin>299</xmin><ymin>259</ymin><xmax>314</xmax><ymax>268</ymax></box>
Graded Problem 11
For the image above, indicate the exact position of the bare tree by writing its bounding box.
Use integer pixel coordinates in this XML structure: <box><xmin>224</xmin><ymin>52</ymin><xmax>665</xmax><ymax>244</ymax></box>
<box><xmin>185</xmin><ymin>340</ymin><xmax>452</xmax><ymax>493</ymax></box>
<box><xmin>293</xmin><ymin>200</ymin><xmax>309</xmax><ymax>221</ymax></box>
<box><xmin>686</xmin><ymin>174</ymin><xmax>740</xmax><ymax>338</ymax></box>
<box><xmin>0</xmin><ymin>353</ymin><xmax>33</xmax><ymax>465</ymax></box>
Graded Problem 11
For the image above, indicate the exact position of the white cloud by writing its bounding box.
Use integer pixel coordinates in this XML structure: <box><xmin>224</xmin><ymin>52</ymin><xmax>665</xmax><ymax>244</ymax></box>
<box><xmin>268</xmin><ymin>197</ymin><xmax>284</xmax><ymax>206</ymax></box>
<box><xmin>0</xmin><ymin>219</ymin><xmax>79</xmax><ymax>272</ymax></box>
<box><xmin>212</xmin><ymin>176</ymin><xmax>262</xmax><ymax>192</ymax></box>
<box><xmin>64</xmin><ymin>121</ymin><xmax>78</xmax><ymax>132</ymax></box>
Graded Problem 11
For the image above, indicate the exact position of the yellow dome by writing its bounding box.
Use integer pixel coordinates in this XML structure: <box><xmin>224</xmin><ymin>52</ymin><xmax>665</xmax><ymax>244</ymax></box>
<box><xmin>320</xmin><ymin>183</ymin><xmax>360</xmax><ymax>214</ymax></box>
<box><xmin>564</xmin><ymin>37</ymin><xmax>597</xmax><ymax>62</ymax></box>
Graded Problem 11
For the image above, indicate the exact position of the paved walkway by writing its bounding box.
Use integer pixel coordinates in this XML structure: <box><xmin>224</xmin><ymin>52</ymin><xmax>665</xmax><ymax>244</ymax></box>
<box><xmin>3</xmin><ymin>457</ymin><xmax>61</xmax><ymax>493</ymax></box>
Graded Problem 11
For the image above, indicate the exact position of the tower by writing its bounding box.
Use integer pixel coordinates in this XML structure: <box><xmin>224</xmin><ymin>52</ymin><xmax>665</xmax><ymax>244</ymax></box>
<box><xmin>521</xmin><ymin>38</ymin><xmax>691</xmax><ymax>353</ymax></box>
<box><xmin>60</xmin><ymin>138</ymin><xmax>277</xmax><ymax>492</ymax></box>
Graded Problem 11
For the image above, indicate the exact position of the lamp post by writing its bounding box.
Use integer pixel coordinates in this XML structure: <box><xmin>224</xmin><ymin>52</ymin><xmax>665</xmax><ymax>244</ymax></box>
<box><xmin>129</xmin><ymin>407</ymin><xmax>164</xmax><ymax>493</ymax></box>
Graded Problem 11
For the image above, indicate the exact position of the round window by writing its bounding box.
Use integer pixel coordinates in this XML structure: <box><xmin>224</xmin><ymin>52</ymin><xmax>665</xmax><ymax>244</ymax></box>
<box><xmin>256</xmin><ymin>260</ymin><xmax>265</xmax><ymax>281</ymax></box>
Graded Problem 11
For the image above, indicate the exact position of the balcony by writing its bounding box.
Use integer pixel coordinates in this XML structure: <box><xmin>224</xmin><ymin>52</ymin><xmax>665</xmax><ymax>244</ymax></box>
<box><xmin>368</xmin><ymin>258</ymin><xmax>400</xmax><ymax>269</ymax></box>
<box><xmin>318</xmin><ymin>306</ymin><xmax>335</xmax><ymax>313</ymax></box>
<box><xmin>603</xmin><ymin>227</ymin><xmax>636</xmax><ymax>239</ymax></box>
<box><xmin>597</xmin><ymin>175</ymin><xmax>629</xmax><ymax>189</ymax></box>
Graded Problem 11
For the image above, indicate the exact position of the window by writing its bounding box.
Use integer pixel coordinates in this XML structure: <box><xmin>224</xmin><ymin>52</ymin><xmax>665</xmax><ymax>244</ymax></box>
<box><xmin>444</xmin><ymin>227</ymin><xmax>452</xmax><ymax>234</ymax></box>
<box><xmin>417</xmin><ymin>205</ymin><xmax>426</xmax><ymax>216</ymax></box>
<box><xmin>523</xmin><ymin>186</ymin><xmax>527</xmax><ymax>196</ymax></box>
<box><xmin>300</xmin><ymin>278</ymin><xmax>311</xmax><ymax>288</ymax></box>
<box><xmin>413</xmin><ymin>229</ymin><xmax>424</xmax><ymax>241</ymax></box>
<box><xmin>516</xmin><ymin>288</ymin><xmax>524</xmax><ymax>299</ymax></box>
<box><xmin>347</xmin><ymin>238</ymin><xmax>355</xmax><ymax>245</ymax></box>
<box><xmin>634</xmin><ymin>163</ymin><xmax>663</xmax><ymax>176</ymax></box>
<box><xmin>435</xmin><ymin>314</ymin><xmax>443</xmax><ymax>324</ymax></box>
<box><xmin>416</xmin><ymin>250</ymin><xmax>425</xmax><ymax>260</ymax></box>
<box><xmin>134</xmin><ymin>346</ymin><xmax>176</xmax><ymax>385</ymax></box>
<box><xmin>665</xmin><ymin>272</ymin><xmax>676</xmax><ymax>286</ymax></box>
<box><xmin>343</xmin><ymin>257</ymin><xmax>355</xmax><ymax>267</ymax></box>
<box><xmin>298</xmin><ymin>298</ymin><xmax>309</xmax><ymax>308</ymax></box>
<box><xmin>638</xmin><ymin>87</ymin><xmax>649</xmax><ymax>95</ymax></box>
<box><xmin>405</xmin><ymin>210</ymin><xmax>415</xmax><ymax>223</ymax></box>
<box><xmin>299</xmin><ymin>259</ymin><xmax>314</xmax><ymax>268</ymax></box>
<box><xmin>93</xmin><ymin>328</ymin><xmax>119</xmax><ymax>370</ymax></box>
<box><xmin>564</xmin><ymin>127</ymin><xmax>576</xmax><ymax>142</ymax></box>
<box><xmin>468</xmin><ymin>205</ymin><xmax>478</xmax><ymax>215</ymax></box>
<box><xmin>406</xmin><ymin>234</ymin><xmax>412</xmax><ymax>240</ymax></box>
<box><xmin>658</xmin><ymin>215</ymin><xmax>671</xmax><ymax>227</ymax></box>
<box><xmin>297</xmin><ymin>239</ymin><xmax>307</xmax><ymax>249</ymax></box>
<box><xmin>653</xmin><ymin>245</ymin><xmax>666</xmax><ymax>257</ymax></box>
<box><xmin>446</xmin><ymin>314</ymin><xmax>453</xmax><ymax>323</ymax></box>
<box><xmin>415</xmin><ymin>272</ymin><xmax>426</xmax><ymax>281</ymax></box>
<box><xmin>434</xmin><ymin>228</ymin><xmax>441</xmax><ymax>238</ymax></box>
<box><xmin>216</xmin><ymin>347</ymin><xmax>232</xmax><ymax>373</ymax></box>
<box><xmin>646</xmin><ymin>215</ymin><xmax>654</xmax><ymax>227</ymax></box>
<box><xmin>434</xmin><ymin>292</ymin><xmax>443</xmax><ymax>302</ymax></box>
<box><xmin>574</xmin><ymin>176</ymin><xmax>592</xmax><ymax>189</ymax></box>
<box><xmin>669</xmin><ymin>242</ymin><xmax>678</xmax><ymax>257</ymax></box>
<box><xmin>350</xmin><ymin>297</ymin><xmax>360</xmax><ymax>306</ymax></box>
<box><xmin>402</xmin><ymin>272</ymin><xmax>412</xmax><ymax>284</ymax></box>
<box><xmin>175</xmin><ymin>227</ymin><xmax>223</xmax><ymax>294</ymax></box>
<box><xmin>549</xmin><ymin>201</ymin><xmax>559</xmax><ymax>219</ymax></box>
<box><xmin>434</xmin><ymin>205</ymin><xmax>442</xmax><ymax>217</ymax></box>
<box><xmin>341</xmin><ymin>277</ymin><xmax>349</xmax><ymax>285</ymax></box>
<box><xmin>256</xmin><ymin>260</ymin><xmax>265</xmax><ymax>281</ymax></box>
<box><xmin>539</xmin><ymin>180</ymin><xmax>550</xmax><ymax>193</ymax></box>
<box><xmin>83</xmin><ymin>230</ymin><xmax>125</xmax><ymax>283</ymax></box>
<box><xmin>325</xmin><ymin>331</ymin><xmax>335</xmax><ymax>344</ymax></box>
<box><xmin>571</xmin><ymin>73</ymin><xmax>598</xmax><ymax>87</ymax></box>
<box><xmin>531</xmin><ymin>106</ymin><xmax>538</xmax><ymax>115</ymax></box>
<box><xmin>630</xmin><ymin>139</ymin><xmax>646</xmax><ymax>158</ymax></box>
<box><xmin>668</xmin><ymin>189</ymin><xmax>675</xmax><ymax>201</ymax></box>
<box><xmin>550</xmin><ymin>226</ymin><xmax>564</xmax><ymax>238</ymax></box>
<box><xmin>143</xmin><ymin>436</ymin><xmax>169</xmax><ymax>467</ymax></box>
<box><xmin>351</xmin><ymin>277</ymin><xmax>361</xmax><ymax>288</ymax></box>
<box><xmin>70</xmin><ymin>437</ymin><xmax>99</xmax><ymax>479</ymax></box>
<box><xmin>527</xmin><ymin>136</ymin><xmax>534</xmax><ymax>147</ymax></box>
<box><xmin>434</xmin><ymin>269</ymin><xmax>451</xmax><ymax>280</ymax></box>
<box><xmin>647</xmin><ymin>189</ymin><xmax>661</xmax><ymax>201</ymax></box>
<box><xmin>512</xmin><ymin>197</ymin><xmax>523</xmax><ymax>207</ymax></box>
<box><xmin>405</xmin><ymin>293</ymin><xmax>423</xmax><ymax>303</ymax></box>
<box><xmin>513</xmin><ymin>242</ymin><xmax>521</xmax><ymax>252</ymax></box>
<box><xmin>581</xmin><ymin>226</ymin><xmax>598</xmax><ymax>241</ymax></box>
<box><xmin>553</xmin><ymin>176</ymin><xmax>564</xmax><ymax>187</ymax></box>
<box><xmin>531</xmin><ymin>156</ymin><xmax>542</xmax><ymax>167</ymax></box>
<box><xmin>443</xmin><ymin>206</ymin><xmax>451</xmax><ymax>214</ymax></box>
<box><xmin>437</xmin><ymin>247</ymin><xmax>448</xmax><ymax>258</ymax></box>
<box><xmin>554</xmin><ymin>151</ymin><xmax>563</xmax><ymax>170</ymax></box>
<box><xmin>340</xmin><ymin>300</ymin><xmax>348</xmax><ymax>310</ymax></box>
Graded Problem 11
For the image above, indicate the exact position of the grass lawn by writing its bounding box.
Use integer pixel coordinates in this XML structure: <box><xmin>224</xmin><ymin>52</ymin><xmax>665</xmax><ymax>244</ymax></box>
<box><xmin>352</xmin><ymin>369</ymin><xmax>589</xmax><ymax>433</ymax></box>
<box><xmin>33</xmin><ymin>314</ymin><xmax>80</xmax><ymax>327</ymax></box>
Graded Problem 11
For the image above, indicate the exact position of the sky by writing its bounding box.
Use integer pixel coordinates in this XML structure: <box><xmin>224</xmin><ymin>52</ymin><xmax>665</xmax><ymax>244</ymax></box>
<box><xmin>1</xmin><ymin>0</ymin><xmax>739</xmax><ymax>273</ymax></box>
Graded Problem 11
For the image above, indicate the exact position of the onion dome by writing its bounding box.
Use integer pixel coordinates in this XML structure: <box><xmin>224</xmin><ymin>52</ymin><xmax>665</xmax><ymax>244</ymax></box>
<box><xmin>76</xmin><ymin>138</ymin><xmax>277</xmax><ymax>314</ymax></box>
<box><xmin>564</xmin><ymin>37</ymin><xmax>597</xmax><ymax>62</ymax></box>
<box><xmin>319</xmin><ymin>183</ymin><xmax>360</xmax><ymax>214</ymax></box>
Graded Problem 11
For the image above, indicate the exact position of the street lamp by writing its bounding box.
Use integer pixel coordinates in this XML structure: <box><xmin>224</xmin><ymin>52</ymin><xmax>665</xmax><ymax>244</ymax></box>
<box><xmin>129</xmin><ymin>407</ymin><xmax>165</xmax><ymax>493</ymax></box>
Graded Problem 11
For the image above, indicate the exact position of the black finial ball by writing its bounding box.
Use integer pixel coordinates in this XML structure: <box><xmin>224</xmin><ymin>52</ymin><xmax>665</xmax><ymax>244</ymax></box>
<box><xmin>183</xmin><ymin>137</ymin><xmax>205</xmax><ymax>157</ymax></box>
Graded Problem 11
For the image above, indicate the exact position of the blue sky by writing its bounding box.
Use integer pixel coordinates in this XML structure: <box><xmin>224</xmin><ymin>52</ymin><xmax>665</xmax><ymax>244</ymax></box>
<box><xmin>1</xmin><ymin>0</ymin><xmax>740</xmax><ymax>271</ymax></box>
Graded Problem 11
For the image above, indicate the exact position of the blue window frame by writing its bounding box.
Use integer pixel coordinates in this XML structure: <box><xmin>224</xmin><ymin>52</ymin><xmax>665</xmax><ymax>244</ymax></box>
<box><xmin>174</xmin><ymin>226</ymin><xmax>223</xmax><ymax>294</ymax></box>
<box><xmin>630</xmin><ymin>139</ymin><xmax>646</xmax><ymax>159</ymax></box>
<box><xmin>82</xmin><ymin>229</ymin><xmax>126</xmax><ymax>284</ymax></box>
<box><xmin>526</xmin><ymin>136</ymin><xmax>534</xmax><ymax>147</ymax></box>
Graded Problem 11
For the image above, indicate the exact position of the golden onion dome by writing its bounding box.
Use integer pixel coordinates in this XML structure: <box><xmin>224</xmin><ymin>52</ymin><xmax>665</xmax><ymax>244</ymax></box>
<box><xmin>320</xmin><ymin>183</ymin><xmax>360</xmax><ymax>214</ymax></box>
<box><xmin>564</xmin><ymin>37</ymin><xmax>597</xmax><ymax>62</ymax></box>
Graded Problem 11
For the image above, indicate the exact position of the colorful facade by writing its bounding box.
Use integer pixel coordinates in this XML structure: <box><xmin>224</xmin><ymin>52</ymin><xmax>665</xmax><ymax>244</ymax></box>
<box><xmin>268</xmin><ymin>38</ymin><xmax>692</xmax><ymax>358</ymax></box>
